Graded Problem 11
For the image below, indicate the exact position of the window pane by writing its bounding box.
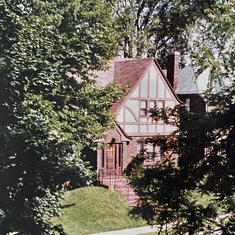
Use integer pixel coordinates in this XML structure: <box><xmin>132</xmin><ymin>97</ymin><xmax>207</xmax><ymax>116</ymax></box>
<box><xmin>149</xmin><ymin>100</ymin><xmax>156</xmax><ymax>109</ymax></box>
<box><xmin>186</xmin><ymin>98</ymin><xmax>190</xmax><ymax>111</ymax></box>
<box><xmin>137</xmin><ymin>142</ymin><xmax>143</xmax><ymax>153</ymax></box>
<box><xmin>140</xmin><ymin>101</ymin><xmax>147</xmax><ymax>116</ymax></box>
<box><xmin>141</xmin><ymin>101</ymin><xmax>147</xmax><ymax>108</ymax></box>
<box><xmin>158</xmin><ymin>101</ymin><xmax>164</xmax><ymax>109</ymax></box>
<box><xmin>140</xmin><ymin>109</ymin><xmax>147</xmax><ymax>116</ymax></box>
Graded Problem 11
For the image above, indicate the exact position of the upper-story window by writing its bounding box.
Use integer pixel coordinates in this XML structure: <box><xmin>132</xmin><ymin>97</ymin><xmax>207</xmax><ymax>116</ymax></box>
<box><xmin>140</xmin><ymin>100</ymin><xmax>157</xmax><ymax>117</ymax></box>
<box><xmin>158</xmin><ymin>100</ymin><xmax>164</xmax><ymax>110</ymax></box>
<box><xmin>149</xmin><ymin>100</ymin><xmax>156</xmax><ymax>109</ymax></box>
<box><xmin>140</xmin><ymin>101</ymin><xmax>147</xmax><ymax>116</ymax></box>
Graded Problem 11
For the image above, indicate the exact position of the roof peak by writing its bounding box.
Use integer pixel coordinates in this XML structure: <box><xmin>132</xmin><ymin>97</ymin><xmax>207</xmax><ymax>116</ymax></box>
<box><xmin>114</xmin><ymin>57</ymin><xmax>153</xmax><ymax>62</ymax></box>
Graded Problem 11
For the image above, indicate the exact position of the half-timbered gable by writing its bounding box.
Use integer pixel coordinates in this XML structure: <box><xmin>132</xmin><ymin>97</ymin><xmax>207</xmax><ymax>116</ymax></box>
<box><xmin>114</xmin><ymin>58</ymin><xmax>180</xmax><ymax>137</ymax></box>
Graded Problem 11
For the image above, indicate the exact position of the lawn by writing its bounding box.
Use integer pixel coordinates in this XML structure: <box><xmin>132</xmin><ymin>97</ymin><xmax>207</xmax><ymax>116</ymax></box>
<box><xmin>50</xmin><ymin>186</ymin><xmax>146</xmax><ymax>234</ymax></box>
<box><xmin>50</xmin><ymin>187</ymin><xmax>222</xmax><ymax>235</ymax></box>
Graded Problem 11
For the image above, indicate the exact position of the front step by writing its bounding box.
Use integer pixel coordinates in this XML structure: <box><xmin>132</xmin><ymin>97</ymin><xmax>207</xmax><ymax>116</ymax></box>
<box><xmin>99</xmin><ymin>174</ymin><xmax>139</xmax><ymax>205</ymax></box>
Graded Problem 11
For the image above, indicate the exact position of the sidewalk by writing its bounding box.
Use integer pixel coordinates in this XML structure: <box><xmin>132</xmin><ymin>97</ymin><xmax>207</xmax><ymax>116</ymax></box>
<box><xmin>89</xmin><ymin>225</ymin><xmax>160</xmax><ymax>235</ymax></box>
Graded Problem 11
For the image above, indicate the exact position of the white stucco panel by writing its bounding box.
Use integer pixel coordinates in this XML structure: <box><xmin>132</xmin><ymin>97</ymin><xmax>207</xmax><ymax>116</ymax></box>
<box><xmin>116</xmin><ymin>107</ymin><xmax>124</xmax><ymax>122</ymax></box>
<box><xmin>126</xmin><ymin>100</ymin><xmax>139</xmax><ymax>117</ymax></box>
<box><xmin>130</xmin><ymin>85</ymin><xmax>139</xmax><ymax>97</ymax></box>
<box><xmin>165</xmin><ymin>100</ymin><xmax>176</xmax><ymax>108</ymax></box>
<box><xmin>158</xmin><ymin>75</ymin><xmax>165</xmax><ymax>98</ymax></box>
<box><xmin>125</xmin><ymin>108</ymin><xmax>136</xmax><ymax>122</ymax></box>
<box><xmin>149</xmin><ymin>65</ymin><xmax>157</xmax><ymax>98</ymax></box>
<box><xmin>140</xmin><ymin>73</ymin><xmax>148</xmax><ymax>97</ymax></box>
<box><xmin>125</xmin><ymin>125</ymin><xmax>138</xmax><ymax>133</ymax></box>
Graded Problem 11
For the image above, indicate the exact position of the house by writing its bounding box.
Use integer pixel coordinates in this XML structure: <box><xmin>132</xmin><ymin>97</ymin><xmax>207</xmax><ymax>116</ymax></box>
<box><xmin>86</xmin><ymin>51</ymin><xmax>208</xmax><ymax>187</ymax></box>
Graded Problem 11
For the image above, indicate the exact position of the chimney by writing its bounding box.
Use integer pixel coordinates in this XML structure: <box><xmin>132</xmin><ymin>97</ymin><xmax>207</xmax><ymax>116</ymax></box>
<box><xmin>167</xmin><ymin>50</ymin><xmax>180</xmax><ymax>91</ymax></box>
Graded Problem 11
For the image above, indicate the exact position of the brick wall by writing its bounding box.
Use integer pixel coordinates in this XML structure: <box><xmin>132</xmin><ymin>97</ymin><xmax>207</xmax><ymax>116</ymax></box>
<box><xmin>178</xmin><ymin>94</ymin><xmax>206</xmax><ymax>113</ymax></box>
<box><xmin>167</xmin><ymin>50</ymin><xmax>180</xmax><ymax>91</ymax></box>
<box><xmin>122</xmin><ymin>137</ymin><xmax>139</xmax><ymax>170</ymax></box>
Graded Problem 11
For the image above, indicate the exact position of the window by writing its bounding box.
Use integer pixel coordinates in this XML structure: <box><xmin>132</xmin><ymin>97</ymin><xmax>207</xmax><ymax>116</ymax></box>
<box><xmin>149</xmin><ymin>100</ymin><xmax>156</xmax><ymax>109</ymax></box>
<box><xmin>140</xmin><ymin>100</ymin><xmax>157</xmax><ymax>117</ymax></box>
<box><xmin>144</xmin><ymin>144</ymin><xmax>155</xmax><ymax>162</ymax></box>
<box><xmin>137</xmin><ymin>142</ymin><xmax>144</xmax><ymax>154</ymax></box>
<box><xmin>158</xmin><ymin>100</ymin><xmax>164</xmax><ymax>110</ymax></box>
<box><xmin>137</xmin><ymin>142</ymin><xmax>162</xmax><ymax>165</ymax></box>
<box><xmin>140</xmin><ymin>101</ymin><xmax>147</xmax><ymax>116</ymax></box>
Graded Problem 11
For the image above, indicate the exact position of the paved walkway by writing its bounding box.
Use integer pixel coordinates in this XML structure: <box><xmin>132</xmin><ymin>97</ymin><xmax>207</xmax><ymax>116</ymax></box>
<box><xmin>89</xmin><ymin>225</ymin><xmax>160</xmax><ymax>235</ymax></box>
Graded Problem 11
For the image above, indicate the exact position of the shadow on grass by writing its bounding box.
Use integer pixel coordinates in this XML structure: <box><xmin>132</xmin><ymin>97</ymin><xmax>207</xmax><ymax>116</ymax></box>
<box><xmin>62</xmin><ymin>203</ymin><xmax>76</xmax><ymax>209</ymax></box>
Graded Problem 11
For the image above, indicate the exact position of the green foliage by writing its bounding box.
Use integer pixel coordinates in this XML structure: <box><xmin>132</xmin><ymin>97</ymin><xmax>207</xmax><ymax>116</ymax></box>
<box><xmin>0</xmin><ymin>0</ymin><xmax>124</xmax><ymax>234</ymax></box>
<box><xmin>114</xmin><ymin>0</ymin><xmax>217</xmax><ymax>65</ymax></box>
<box><xmin>125</xmin><ymin>154</ymin><xmax>145</xmax><ymax>178</ymax></box>
<box><xmin>188</xmin><ymin>0</ymin><xmax>235</xmax><ymax>82</ymax></box>
<box><xmin>130</xmin><ymin>84</ymin><xmax>235</xmax><ymax>234</ymax></box>
<box><xmin>114</xmin><ymin>0</ymin><xmax>235</xmax><ymax>75</ymax></box>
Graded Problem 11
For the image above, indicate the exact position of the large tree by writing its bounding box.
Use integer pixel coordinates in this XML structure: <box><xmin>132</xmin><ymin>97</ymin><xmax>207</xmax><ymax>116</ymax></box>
<box><xmin>127</xmin><ymin>2</ymin><xmax>235</xmax><ymax>233</ymax></box>
<box><xmin>188</xmin><ymin>1</ymin><xmax>235</xmax><ymax>83</ymax></box>
<box><xmin>130</xmin><ymin>84</ymin><xmax>235</xmax><ymax>234</ymax></box>
<box><xmin>0</xmin><ymin>0</ymin><xmax>124</xmax><ymax>234</ymax></box>
<box><xmin>114</xmin><ymin>0</ymin><xmax>214</xmax><ymax>60</ymax></box>
<box><xmin>114</xmin><ymin>0</ymin><xmax>234</xmax><ymax>70</ymax></box>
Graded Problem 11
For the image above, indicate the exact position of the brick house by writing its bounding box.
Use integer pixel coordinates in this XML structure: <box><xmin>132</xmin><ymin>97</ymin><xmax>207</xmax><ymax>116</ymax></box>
<box><xmin>87</xmin><ymin>51</ymin><xmax>207</xmax><ymax>182</ymax></box>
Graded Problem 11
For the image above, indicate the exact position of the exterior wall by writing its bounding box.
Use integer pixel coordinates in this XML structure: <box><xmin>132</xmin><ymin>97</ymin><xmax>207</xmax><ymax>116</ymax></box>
<box><xmin>96</xmin><ymin>58</ymin><xmax>182</xmax><ymax>175</ymax></box>
<box><xmin>178</xmin><ymin>94</ymin><xmax>206</xmax><ymax>113</ymax></box>
<box><xmin>102</xmin><ymin>61</ymin><xmax>180</xmax><ymax>173</ymax></box>
<box><xmin>96</xmin><ymin>129</ymin><xmax>143</xmax><ymax>173</ymax></box>
<box><xmin>116</xmin><ymin>63</ymin><xmax>179</xmax><ymax>137</ymax></box>
<box><xmin>122</xmin><ymin>137</ymin><xmax>139</xmax><ymax>170</ymax></box>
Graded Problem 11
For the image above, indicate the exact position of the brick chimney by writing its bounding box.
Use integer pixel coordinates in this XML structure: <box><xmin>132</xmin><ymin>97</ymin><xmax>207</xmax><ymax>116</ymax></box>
<box><xmin>167</xmin><ymin>50</ymin><xmax>180</xmax><ymax>91</ymax></box>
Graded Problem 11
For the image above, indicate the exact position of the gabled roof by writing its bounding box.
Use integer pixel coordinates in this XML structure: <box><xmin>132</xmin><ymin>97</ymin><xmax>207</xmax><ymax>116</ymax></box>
<box><xmin>95</xmin><ymin>57</ymin><xmax>181</xmax><ymax>113</ymax></box>
<box><xmin>95</xmin><ymin>58</ymin><xmax>153</xmax><ymax>87</ymax></box>
<box><xmin>95</xmin><ymin>58</ymin><xmax>153</xmax><ymax>113</ymax></box>
<box><xmin>114</xmin><ymin>58</ymin><xmax>153</xmax><ymax>87</ymax></box>
<box><xmin>116</xmin><ymin>124</ymin><xmax>132</xmax><ymax>142</ymax></box>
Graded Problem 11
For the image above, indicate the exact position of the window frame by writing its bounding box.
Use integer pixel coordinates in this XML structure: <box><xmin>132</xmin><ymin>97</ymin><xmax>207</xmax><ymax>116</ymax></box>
<box><xmin>140</xmin><ymin>100</ymin><xmax>148</xmax><ymax>116</ymax></box>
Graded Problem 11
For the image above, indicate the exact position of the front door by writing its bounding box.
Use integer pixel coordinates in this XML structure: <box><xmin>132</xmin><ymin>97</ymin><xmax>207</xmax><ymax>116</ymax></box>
<box><xmin>102</xmin><ymin>144</ymin><xmax>123</xmax><ymax>176</ymax></box>
<box><xmin>106</xmin><ymin>145</ymin><xmax>116</xmax><ymax>172</ymax></box>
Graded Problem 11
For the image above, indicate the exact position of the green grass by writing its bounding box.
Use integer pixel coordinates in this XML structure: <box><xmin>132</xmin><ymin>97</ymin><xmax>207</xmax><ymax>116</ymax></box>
<box><xmin>50</xmin><ymin>187</ymin><xmax>222</xmax><ymax>235</ymax></box>
<box><xmin>50</xmin><ymin>186</ymin><xmax>146</xmax><ymax>235</ymax></box>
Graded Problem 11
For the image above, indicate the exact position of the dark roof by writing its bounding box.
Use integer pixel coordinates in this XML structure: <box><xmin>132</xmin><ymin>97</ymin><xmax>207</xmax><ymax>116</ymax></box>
<box><xmin>163</xmin><ymin>66</ymin><xmax>199</xmax><ymax>95</ymax></box>
<box><xmin>95</xmin><ymin>58</ymin><xmax>153</xmax><ymax>113</ymax></box>
<box><xmin>115</xmin><ymin>58</ymin><xmax>153</xmax><ymax>87</ymax></box>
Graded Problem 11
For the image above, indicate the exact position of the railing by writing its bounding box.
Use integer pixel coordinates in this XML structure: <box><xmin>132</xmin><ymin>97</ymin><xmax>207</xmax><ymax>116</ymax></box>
<box><xmin>98</xmin><ymin>170</ymin><xmax>130</xmax><ymax>202</ymax></box>
<box><xmin>114</xmin><ymin>177</ymin><xmax>130</xmax><ymax>202</ymax></box>
<box><xmin>98</xmin><ymin>170</ymin><xmax>117</xmax><ymax>186</ymax></box>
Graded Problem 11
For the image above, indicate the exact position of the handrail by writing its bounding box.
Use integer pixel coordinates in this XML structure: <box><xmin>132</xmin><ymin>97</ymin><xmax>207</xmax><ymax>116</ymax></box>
<box><xmin>114</xmin><ymin>178</ymin><xmax>130</xmax><ymax>202</ymax></box>
<box><xmin>98</xmin><ymin>170</ymin><xmax>131</xmax><ymax>202</ymax></box>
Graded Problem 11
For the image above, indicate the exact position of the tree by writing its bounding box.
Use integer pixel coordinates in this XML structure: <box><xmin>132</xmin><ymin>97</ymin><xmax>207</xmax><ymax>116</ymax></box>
<box><xmin>130</xmin><ymin>84</ymin><xmax>235</xmax><ymax>234</ymax></box>
<box><xmin>114</xmin><ymin>0</ymin><xmax>235</xmax><ymax>73</ymax></box>
<box><xmin>114</xmin><ymin>0</ymin><xmax>216</xmax><ymax>64</ymax></box>
<box><xmin>0</xmin><ymin>0</ymin><xmax>124</xmax><ymax>233</ymax></box>
<box><xmin>188</xmin><ymin>1</ymin><xmax>235</xmax><ymax>83</ymax></box>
